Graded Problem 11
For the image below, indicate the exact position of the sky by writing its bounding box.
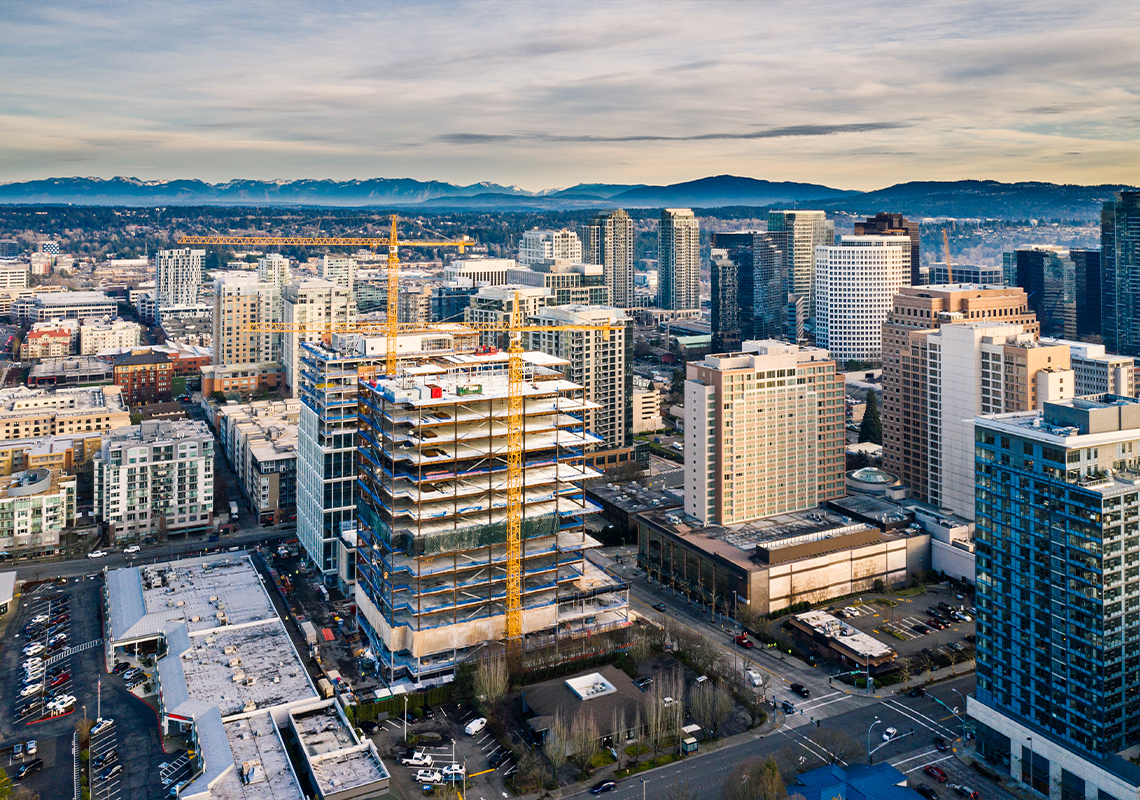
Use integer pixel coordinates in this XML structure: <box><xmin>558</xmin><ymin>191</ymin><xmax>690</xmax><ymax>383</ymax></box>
<box><xmin>3</xmin><ymin>1</ymin><xmax>1139</xmax><ymax>192</ymax></box>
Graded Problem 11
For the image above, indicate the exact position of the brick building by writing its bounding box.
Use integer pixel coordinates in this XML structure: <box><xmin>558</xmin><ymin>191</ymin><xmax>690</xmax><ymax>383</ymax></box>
<box><xmin>113</xmin><ymin>349</ymin><xmax>174</xmax><ymax>405</ymax></box>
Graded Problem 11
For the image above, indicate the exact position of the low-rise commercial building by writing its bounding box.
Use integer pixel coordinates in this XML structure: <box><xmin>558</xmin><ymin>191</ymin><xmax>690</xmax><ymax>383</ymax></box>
<box><xmin>217</xmin><ymin>400</ymin><xmax>299</xmax><ymax>525</ymax></box>
<box><xmin>0</xmin><ymin>468</ymin><xmax>77</xmax><ymax>559</ymax></box>
<box><xmin>10</xmin><ymin>291</ymin><xmax>118</xmax><ymax>324</ymax></box>
<box><xmin>159</xmin><ymin>315</ymin><xmax>212</xmax><ymax>348</ymax></box>
<box><xmin>631</xmin><ymin>386</ymin><xmax>662</xmax><ymax>433</ymax></box>
<box><xmin>0</xmin><ymin>385</ymin><xmax>129</xmax><ymax>441</ymax></box>
<box><xmin>789</xmin><ymin>610</ymin><xmax>897</xmax><ymax>674</ymax></box>
<box><xmin>28</xmin><ymin>357</ymin><xmax>114</xmax><ymax>387</ymax></box>
<box><xmin>93</xmin><ymin>420</ymin><xmax>214</xmax><ymax>541</ymax></box>
<box><xmin>637</xmin><ymin>506</ymin><xmax>930</xmax><ymax>616</ymax></box>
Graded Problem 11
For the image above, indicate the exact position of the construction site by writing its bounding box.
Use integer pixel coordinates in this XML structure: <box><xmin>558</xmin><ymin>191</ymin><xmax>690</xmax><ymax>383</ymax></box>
<box><xmin>354</xmin><ymin>349</ymin><xmax>632</xmax><ymax>684</ymax></box>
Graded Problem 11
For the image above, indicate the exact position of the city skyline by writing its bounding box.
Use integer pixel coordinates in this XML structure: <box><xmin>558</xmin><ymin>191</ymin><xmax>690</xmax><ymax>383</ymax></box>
<box><xmin>2</xmin><ymin>2</ymin><xmax>1139</xmax><ymax>188</ymax></box>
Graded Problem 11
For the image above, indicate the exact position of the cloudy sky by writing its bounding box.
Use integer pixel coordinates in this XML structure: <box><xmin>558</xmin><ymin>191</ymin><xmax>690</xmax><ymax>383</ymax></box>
<box><xmin>3</xmin><ymin>1</ymin><xmax>1139</xmax><ymax>191</ymax></box>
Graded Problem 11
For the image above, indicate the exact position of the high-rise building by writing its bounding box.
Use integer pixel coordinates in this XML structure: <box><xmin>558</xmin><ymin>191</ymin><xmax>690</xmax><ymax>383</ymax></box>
<box><xmin>1102</xmin><ymin>191</ymin><xmax>1140</xmax><ymax>357</ymax></box>
<box><xmin>581</xmin><ymin>210</ymin><xmax>635</xmax><ymax>308</ymax></box>
<box><xmin>881</xmin><ymin>285</ymin><xmax>1040</xmax><ymax>504</ymax></box>
<box><xmin>93</xmin><ymin>420</ymin><xmax>214</xmax><ymax>541</ymax></box>
<box><xmin>1071</xmin><ymin>249</ymin><xmax>1102</xmax><ymax>339</ymax></box>
<box><xmin>431</xmin><ymin>284</ymin><xmax>479</xmax><ymax>323</ymax></box>
<box><xmin>767</xmin><ymin>210</ymin><xmax>833</xmax><ymax>318</ymax></box>
<box><xmin>854</xmin><ymin>213</ymin><xmax>921</xmax><ymax>286</ymax></box>
<box><xmin>257</xmin><ymin>254</ymin><xmax>292</xmax><ymax>287</ymax></box>
<box><xmin>463</xmin><ymin>285</ymin><xmax>551</xmax><ymax>347</ymax></box>
<box><xmin>710</xmin><ymin>231</ymin><xmax>785</xmax><ymax>351</ymax></box>
<box><xmin>920</xmin><ymin>323</ymin><xmax>1071</xmax><ymax>518</ymax></box>
<box><xmin>517</xmin><ymin>229</ymin><xmax>582</xmax><ymax>266</ymax></box>
<box><xmin>397</xmin><ymin>284</ymin><xmax>433</xmax><ymax>325</ymax></box>
<box><xmin>1041</xmin><ymin>339</ymin><xmax>1135</xmax><ymax>397</ymax></box>
<box><xmin>709</xmin><ymin>247</ymin><xmax>740</xmax><ymax>352</ymax></box>
<box><xmin>282</xmin><ymin>278</ymin><xmax>356</xmax><ymax>395</ymax></box>
<box><xmin>525</xmin><ymin>305</ymin><xmax>633</xmax><ymax>451</ymax></box>
<box><xmin>155</xmin><ymin>249</ymin><xmax>205</xmax><ymax>311</ymax></box>
<box><xmin>0</xmin><ymin>468</ymin><xmax>75</xmax><ymax>559</ymax></box>
<box><xmin>212</xmin><ymin>273</ymin><xmax>282</xmax><ymax>367</ymax></box>
<box><xmin>683</xmin><ymin>341</ymin><xmax>845</xmax><ymax>525</ymax></box>
<box><xmin>657</xmin><ymin>209</ymin><xmax>700</xmax><ymax>311</ymax></box>
<box><xmin>970</xmin><ymin>395</ymin><xmax>1140</xmax><ymax>799</ymax></box>
<box><xmin>814</xmin><ymin>236</ymin><xmax>911</xmax><ymax>363</ymax></box>
<box><xmin>506</xmin><ymin>261</ymin><xmax>608</xmax><ymax>306</ymax></box>
<box><xmin>1011</xmin><ymin>245</ymin><xmax>1077</xmax><ymax>338</ymax></box>
<box><xmin>354</xmin><ymin>351</ymin><xmax>628</xmax><ymax>682</ymax></box>
<box><xmin>318</xmin><ymin>255</ymin><xmax>356</xmax><ymax>290</ymax></box>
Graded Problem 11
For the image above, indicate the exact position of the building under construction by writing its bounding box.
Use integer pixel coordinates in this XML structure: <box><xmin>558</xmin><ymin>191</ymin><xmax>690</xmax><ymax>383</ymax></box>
<box><xmin>354</xmin><ymin>349</ymin><xmax>630</xmax><ymax>683</ymax></box>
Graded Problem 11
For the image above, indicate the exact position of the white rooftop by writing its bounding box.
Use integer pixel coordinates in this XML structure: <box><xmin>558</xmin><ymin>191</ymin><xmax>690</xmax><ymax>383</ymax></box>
<box><xmin>794</xmin><ymin>610</ymin><xmax>895</xmax><ymax>660</ymax></box>
<box><xmin>565</xmin><ymin>672</ymin><xmax>618</xmax><ymax>701</ymax></box>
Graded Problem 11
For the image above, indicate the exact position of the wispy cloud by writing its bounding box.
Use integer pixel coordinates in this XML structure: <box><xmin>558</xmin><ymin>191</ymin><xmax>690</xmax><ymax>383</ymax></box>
<box><xmin>0</xmin><ymin>1</ymin><xmax>1137</xmax><ymax>189</ymax></box>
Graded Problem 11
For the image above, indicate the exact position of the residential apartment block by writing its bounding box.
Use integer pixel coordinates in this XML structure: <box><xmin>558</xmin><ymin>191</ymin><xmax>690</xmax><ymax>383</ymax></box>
<box><xmin>657</xmin><ymin>209</ymin><xmax>700</xmax><ymax>311</ymax></box>
<box><xmin>155</xmin><ymin>248</ymin><xmax>205</xmax><ymax>310</ymax></box>
<box><xmin>354</xmin><ymin>351</ymin><xmax>627</xmax><ymax>682</ymax></box>
<box><xmin>282</xmin><ymin>278</ymin><xmax>356</xmax><ymax>395</ymax></box>
<box><xmin>970</xmin><ymin>396</ymin><xmax>1140</xmax><ymax>800</ymax></box>
<box><xmin>212</xmin><ymin>273</ymin><xmax>282</xmax><ymax>367</ymax></box>
<box><xmin>442</xmin><ymin>258</ymin><xmax>515</xmax><ymax>287</ymax></box>
<box><xmin>464</xmin><ymin>285</ymin><xmax>551</xmax><ymax>347</ymax></box>
<box><xmin>80</xmin><ymin>318</ymin><xmax>141</xmax><ymax>355</ymax></box>
<box><xmin>0</xmin><ymin>385</ymin><xmax>129</xmax><ymax>441</ymax></box>
<box><xmin>93</xmin><ymin>420</ymin><xmax>214</xmax><ymax>541</ymax></box>
<box><xmin>506</xmin><ymin>261</ymin><xmax>608</xmax><ymax>307</ymax></box>
<box><xmin>1041</xmin><ymin>339</ymin><xmax>1135</xmax><ymax>398</ymax></box>
<box><xmin>518</xmin><ymin>228</ymin><xmax>582</xmax><ymax>267</ymax></box>
<box><xmin>683</xmin><ymin>341</ymin><xmax>845</xmax><ymax>526</ymax></box>
<box><xmin>581</xmin><ymin>210</ymin><xmax>634</xmax><ymax>308</ymax></box>
<box><xmin>0</xmin><ymin>468</ymin><xmax>76</xmax><ymax>559</ymax></box>
<box><xmin>881</xmin><ymin>285</ymin><xmax>1039</xmax><ymax>504</ymax></box>
<box><xmin>20</xmin><ymin>327</ymin><xmax>72</xmax><ymax>360</ymax></box>
<box><xmin>217</xmin><ymin>399</ymin><xmax>299</xmax><ymax>525</ymax></box>
<box><xmin>112</xmin><ymin>349</ymin><xmax>174</xmax><ymax>405</ymax></box>
<box><xmin>814</xmin><ymin>235</ymin><xmax>911</xmax><ymax>363</ymax></box>
<box><xmin>318</xmin><ymin>255</ymin><xmax>355</xmax><ymax>290</ymax></box>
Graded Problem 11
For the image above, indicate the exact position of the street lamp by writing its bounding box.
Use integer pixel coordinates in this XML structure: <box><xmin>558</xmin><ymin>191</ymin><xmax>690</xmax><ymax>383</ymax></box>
<box><xmin>641</xmin><ymin>778</ymin><xmax>648</xmax><ymax>800</ymax></box>
<box><xmin>868</xmin><ymin>718</ymin><xmax>881</xmax><ymax>764</ymax></box>
<box><xmin>1026</xmin><ymin>736</ymin><xmax>1033</xmax><ymax>790</ymax></box>
<box><xmin>403</xmin><ymin>695</ymin><xmax>408</xmax><ymax>743</ymax></box>
<box><xmin>950</xmin><ymin>688</ymin><xmax>967</xmax><ymax>739</ymax></box>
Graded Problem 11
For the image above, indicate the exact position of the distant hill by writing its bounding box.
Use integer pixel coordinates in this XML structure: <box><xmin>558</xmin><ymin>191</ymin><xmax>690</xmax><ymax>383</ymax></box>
<box><xmin>819</xmin><ymin>180</ymin><xmax>1131</xmax><ymax>220</ymax></box>
<box><xmin>0</xmin><ymin>175</ymin><xmax>1132</xmax><ymax>219</ymax></box>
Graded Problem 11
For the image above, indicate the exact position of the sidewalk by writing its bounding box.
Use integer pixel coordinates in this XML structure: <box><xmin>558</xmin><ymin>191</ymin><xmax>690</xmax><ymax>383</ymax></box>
<box><xmin>518</xmin><ymin>709</ymin><xmax>785</xmax><ymax>799</ymax></box>
<box><xmin>823</xmin><ymin>659</ymin><xmax>976</xmax><ymax>700</ymax></box>
<box><xmin>953</xmin><ymin>737</ymin><xmax>1041</xmax><ymax>800</ymax></box>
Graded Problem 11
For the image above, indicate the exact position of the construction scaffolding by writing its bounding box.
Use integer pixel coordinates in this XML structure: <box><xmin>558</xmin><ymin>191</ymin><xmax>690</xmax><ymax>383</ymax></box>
<box><xmin>353</xmin><ymin>350</ymin><xmax>631</xmax><ymax>682</ymax></box>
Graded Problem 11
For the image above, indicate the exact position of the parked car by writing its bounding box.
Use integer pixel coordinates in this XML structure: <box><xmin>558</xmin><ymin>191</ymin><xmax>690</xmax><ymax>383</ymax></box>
<box><xmin>924</xmin><ymin>765</ymin><xmax>949</xmax><ymax>783</ymax></box>
<box><xmin>912</xmin><ymin>625</ymin><xmax>931</xmax><ymax>635</ymax></box>
<box><xmin>112</xmin><ymin>662</ymin><xmax>131</xmax><ymax>674</ymax></box>
<box><xmin>661</xmin><ymin>697</ymin><xmax>676</xmax><ymax>707</ymax></box>
<box><xmin>48</xmin><ymin>694</ymin><xmax>76</xmax><ymax>714</ymax></box>
<box><xmin>465</xmin><ymin>717</ymin><xmax>488</xmax><ymax>736</ymax></box>
<box><xmin>402</xmin><ymin>751</ymin><xmax>434</xmax><ymax>768</ymax></box>
<box><xmin>48</xmin><ymin>633</ymin><xmax>68</xmax><ymax>646</ymax></box>
<box><xmin>882</xmin><ymin>727</ymin><xmax>899</xmax><ymax>741</ymax></box>
<box><xmin>98</xmin><ymin>764</ymin><xmax>123</xmax><ymax>781</ymax></box>
<box><xmin>950</xmin><ymin>785</ymin><xmax>980</xmax><ymax>799</ymax></box>
<box><xmin>487</xmin><ymin>750</ymin><xmax>508</xmax><ymax>768</ymax></box>
<box><xmin>442</xmin><ymin>764</ymin><xmax>465</xmax><ymax>780</ymax></box>
<box><xmin>49</xmin><ymin>672</ymin><xmax>69</xmax><ymax>688</ymax></box>
<box><xmin>361</xmin><ymin>720</ymin><xmax>379</xmax><ymax>734</ymax></box>
<box><xmin>414</xmin><ymin>770</ymin><xmax>443</xmax><ymax>784</ymax></box>
<box><xmin>123</xmin><ymin>545</ymin><xmax>141</xmax><ymax>554</ymax></box>
<box><xmin>790</xmin><ymin>683</ymin><xmax>811</xmax><ymax>698</ymax></box>
<box><xmin>16</xmin><ymin>759</ymin><xmax>43</xmax><ymax>779</ymax></box>
<box><xmin>934</xmin><ymin>736</ymin><xmax>948</xmax><ymax>752</ymax></box>
<box><xmin>916</xmin><ymin>786</ymin><xmax>940</xmax><ymax>800</ymax></box>
<box><xmin>13</xmin><ymin>743</ymin><xmax>23</xmax><ymax>758</ymax></box>
<box><xmin>745</xmin><ymin>669</ymin><xmax>763</xmax><ymax>687</ymax></box>
<box><xmin>50</xmin><ymin>613</ymin><xmax>69</xmax><ymax>624</ymax></box>
<box><xmin>87</xmin><ymin>550</ymin><xmax>106</xmax><ymax>559</ymax></box>
<box><xmin>422</xmin><ymin>705</ymin><xmax>436</xmax><ymax>719</ymax></box>
<box><xmin>25</xmin><ymin>741</ymin><xmax>36</xmax><ymax>756</ymax></box>
<box><xmin>30</xmin><ymin>614</ymin><xmax>49</xmax><ymax>625</ymax></box>
<box><xmin>93</xmin><ymin>750</ymin><xmax>119</xmax><ymax>769</ymax></box>
<box><xmin>947</xmin><ymin>641</ymin><xmax>965</xmax><ymax>652</ymax></box>
<box><xmin>635</xmin><ymin>677</ymin><xmax>653</xmax><ymax>691</ymax></box>
<box><xmin>926</xmin><ymin>618</ymin><xmax>946</xmax><ymax>630</ymax></box>
<box><xmin>651</xmin><ymin>602</ymin><xmax>667</xmax><ymax>612</ymax></box>
<box><xmin>23</xmin><ymin>642</ymin><xmax>45</xmax><ymax>657</ymax></box>
<box><xmin>20</xmin><ymin>683</ymin><xmax>43</xmax><ymax>697</ymax></box>
<box><xmin>91</xmin><ymin>718</ymin><xmax>114</xmax><ymax>736</ymax></box>
<box><xmin>590</xmin><ymin>780</ymin><xmax>618</xmax><ymax>794</ymax></box>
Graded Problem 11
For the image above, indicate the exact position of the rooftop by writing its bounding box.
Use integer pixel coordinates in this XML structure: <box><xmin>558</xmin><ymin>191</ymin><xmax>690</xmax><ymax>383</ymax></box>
<box><xmin>289</xmin><ymin>700</ymin><xmax>389</xmax><ymax>796</ymax></box>
<box><xmin>522</xmin><ymin>664</ymin><xmax>646</xmax><ymax>736</ymax></box>
<box><xmin>211</xmin><ymin>712</ymin><xmax>305</xmax><ymax>800</ymax></box>
<box><xmin>23</xmin><ymin>291</ymin><xmax>114</xmax><ymax>306</ymax></box>
<box><xmin>101</xmin><ymin>419</ymin><xmax>212</xmax><ymax>446</ymax></box>
<box><xmin>794</xmin><ymin>610</ymin><xmax>896</xmax><ymax>660</ymax></box>
<box><xmin>0</xmin><ymin>385</ymin><xmax>126</xmax><ymax>415</ymax></box>
<box><xmin>585</xmin><ymin>481</ymin><xmax>682</xmax><ymax>516</ymax></box>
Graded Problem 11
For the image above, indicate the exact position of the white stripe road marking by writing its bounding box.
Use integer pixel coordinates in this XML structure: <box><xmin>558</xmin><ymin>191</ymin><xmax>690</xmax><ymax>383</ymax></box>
<box><xmin>882</xmin><ymin>700</ymin><xmax>957</xmax><ymax>739</ymax></box>
<box><xmin>886</xmin><ymin>698</ymin><xmax>961</xmax><ymax>735</ymax></box>
<box><xmin>800</xmin><ymin>695</ymin><xmax>852</xmax><ymax>712</ymax></box>
<box><xmin>799</xmin><ymin>691</ymin><xmax>843</xmax><ymax>708</ymax></box>
<box><xmin>890</xmin><ymin>748</ymin><xmax>943</xmax><ymax>768</ymax></box>
<box><xmin>903</xmin><ymin>754</ymin><xmax>956</xmax><ymax>774</ymax></box>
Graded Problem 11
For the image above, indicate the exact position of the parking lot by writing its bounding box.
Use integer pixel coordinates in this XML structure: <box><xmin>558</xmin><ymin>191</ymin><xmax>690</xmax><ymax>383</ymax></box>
<box><xmin>89</xmin><ymin>719</ymin><xmax>121</xmax><ymax>800</ymax></box>
<box><xmin>376</xmin><ymin>703</ymin><xmax>517</xmax><ymax>798</ymax></box>
<box><xmin>832</xmin><ymin>586</ymin><xmax>976</xmax><ymax>662</ymax></box>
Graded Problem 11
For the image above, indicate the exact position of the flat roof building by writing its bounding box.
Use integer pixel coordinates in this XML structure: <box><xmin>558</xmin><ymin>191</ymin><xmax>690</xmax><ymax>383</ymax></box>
<box><xmin>10</xmin><ymin>291</ymin><xmax>118</xmax><ymax>324</ymax></box>
<box><xmin>0</xmin><ymin>385</ymin><xmax>129</xmax><ymax>441</ymax></box>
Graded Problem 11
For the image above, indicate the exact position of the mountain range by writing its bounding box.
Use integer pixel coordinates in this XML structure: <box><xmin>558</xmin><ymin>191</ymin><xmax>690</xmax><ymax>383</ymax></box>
<box><xmin>0</xmin><ymin>175</ymin><xmax>1131</xmax><ymax>219</ymax></box>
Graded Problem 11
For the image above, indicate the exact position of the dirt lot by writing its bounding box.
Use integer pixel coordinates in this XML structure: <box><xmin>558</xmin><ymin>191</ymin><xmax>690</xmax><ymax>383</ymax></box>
<box><xmin>832</xmin><ymin>584</ymin><xmax>976</xmax><ymax>663</ymax></box>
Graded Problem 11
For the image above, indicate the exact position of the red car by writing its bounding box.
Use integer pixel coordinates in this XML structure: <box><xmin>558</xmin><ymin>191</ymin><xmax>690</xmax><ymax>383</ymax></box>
<box><xmin>924</xmin><ymin>765</ymin><xmax>949</xmax><ymax>783</ymax></box>
<box><xmin>50</xmin><ymin>614</ymin><xmax>69</xmax><ymax>625</ymax></box>
<box><xmin>49</xmin><ymin>672</ymin><xmax>69</xmax><ymax>687</ymax></box>
<box><xmin>732</xmin><ymin>634</ymin><xmax>754</xmax><ymax>649</ymax></box>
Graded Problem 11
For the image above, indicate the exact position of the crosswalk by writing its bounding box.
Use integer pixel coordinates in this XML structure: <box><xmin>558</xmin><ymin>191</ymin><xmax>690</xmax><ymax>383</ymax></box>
<box><xmin>47</xmin><ymin>638</ymin><xmax>103</xmax><ymax>665</ymax></box>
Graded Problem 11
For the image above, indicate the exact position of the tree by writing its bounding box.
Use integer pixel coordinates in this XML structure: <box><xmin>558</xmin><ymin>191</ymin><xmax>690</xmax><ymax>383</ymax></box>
<box><xmin>610</xmin><ymin>706</ymin><xmax>627</xmax><ymax>770</ymax></box>
<box><xmin>474</xmin><ymin>653</ymin><xmax>510</xmax><ymax>720</ymax></box>
<box><xmin>544</xmin><ymin>711</ymin><xmax>570</xmax><ymax>783</ymax></box>
<box><xmin>858</xmin><ymin>391</ymin><xmax>882</xmax><ymax>445</ymax></box>
<box><xmin>661</xmin><ymin>780</ymin><xmax>699</xmax><ymax>800</ymax></box>
<box><xmin>0</xmin><ymin>768</ymin><xmax>12</xmax><ymax>800</ymax></box>
<box><xmin>569</xmin><ymin>711</ymin><xmax>600</xmax><ymax>777</ymax></box>
<box><xmin>812</xmin><ymin>728</ymin><xmax>865</xmax><ymax>764</ymax></box>
<box><xmin>670</xmin><ymin>367</ymin><xmax>685</xmax><ymax>398</ymax></box>
<box><xmin>643</xmin><ymin>682</ymin><xmax>667</xmax><ymax>761</ymax></box>
<box><xmin>720</xmin><ymin>757</ymin><xmax>787</xmax><ymax>800</ymax></box>
<box><xmin>691</xmin><ymin>681</ymin><xmax>734</xmax><ymax>739</ymax></box>
<box><xmin>629</xmin><ymin>705</ymin><xmax>644</xmax><ymax>765</ymax></box>
<box><xmin>895</xmin><ymin>656</ymin><xmax>914</xmax><ymax>686</ymax></box>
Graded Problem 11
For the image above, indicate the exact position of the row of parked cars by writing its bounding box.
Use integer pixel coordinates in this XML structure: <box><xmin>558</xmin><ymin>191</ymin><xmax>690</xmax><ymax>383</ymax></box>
<box><xmin>16</xmin><ymin>594</ymin><xmax>75</xmax><ymax>721</ymax></box>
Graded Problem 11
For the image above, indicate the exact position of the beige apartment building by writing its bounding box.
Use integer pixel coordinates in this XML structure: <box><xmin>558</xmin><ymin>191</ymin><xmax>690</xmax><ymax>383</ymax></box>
<box><xmin>0</xmin><ymin>385</ymin><xmax>130</xmax><ymax>442</ymax></box>
<box><xmin>212</xmin><ymin>273</ymin><xmax>281</xmax><ymax>367</ymax></box>
<box><xmin>881</xmin><ymin>285</ymin><xmax>1039</xmax><ymax>503</ymax></box>
<box><xmin>683</xmin><ymin>340</ymin><xmax>845</xmax><ymax>526</ymax></box>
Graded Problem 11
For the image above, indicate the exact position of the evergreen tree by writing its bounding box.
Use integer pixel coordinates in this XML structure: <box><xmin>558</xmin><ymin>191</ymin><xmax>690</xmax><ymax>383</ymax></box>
<box><xmin>859</xmin><ymin>391</ymin><xmax>882</xmax><ymax>445</ymax></box>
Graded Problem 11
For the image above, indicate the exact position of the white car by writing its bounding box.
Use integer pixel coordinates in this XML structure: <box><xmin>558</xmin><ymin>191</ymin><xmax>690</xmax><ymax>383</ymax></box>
<box><xmin>91</xmin><ymin>718</ymin><xmax>114</xmax><ymax>736</ymax></box>
<box><xmin>401</xmin><ymin>751</ymin><xmax>434</xmax><ymax>767</ymax></box>
<box><xmin>414</xmin><ymin>769</ymin><xmax>443</xmax><ymax>784</ymax></box>
<box><xmin>48</xmin><ymin>694</ymin><xmax>76</xmax><ymax>714</ymax></box>
<box><xmin>87</xmin><ymin>550</ymin><xmax>106</xmax><ymax>559</ymax></box>
<box><xmin>123</xmin><ymin>545</ymin><xmax>140</xmax><ymax>554</ymax></box>
<box><xmin>464</xmin><ymin>717</ymin><xmax>487</xmax><ymax>736</ymax></box>
<box><xmin>23</xmin><ymin>642</ymin><xmax>45</xmax><ymax>656</ymax></box>
<box><xmin>20</xmin><ymin>683</ymin><xmax>43</xmax><ymax>697</ymax></box>
<box><xmin>24</xmin><ymin>666</ymin><xmax>45</xmax><ymax>680</ymax></box>
<box><xmin>745</xmin><ymin>669</ymin><xmax>763</xmax><ymax>687</ymax></box>
<box><xmin>882</xmin><ymin>726</ymin><xmax>899</xmax><ymax>741</ymax></box>
<box><xmin>662</xmin><ymin>696</ymin><xmax>676</xmax><ymax>707</ymax></box>
<box><xmin>442</xmin><ymin>764</ymin><xmax>465</xmax><ymax>779</ymax></box>
<box><xmin>31</xmin><ymin>614</ymin><xmax>50</xmax><ymax>625</ymax></box>
<box><xmin>49</xmin><ymin>633</ymin><xmax>68</xmax><ymax>646</ymax></box>
<box><xmin>26</xmin><ymin>740</ymin><xmax>36</xmax><ymax>755</ymax></box>
<box><xmin>23</xmin><ymin>657</ymin><xmax>43</xmax><ymax>670</ymax></box>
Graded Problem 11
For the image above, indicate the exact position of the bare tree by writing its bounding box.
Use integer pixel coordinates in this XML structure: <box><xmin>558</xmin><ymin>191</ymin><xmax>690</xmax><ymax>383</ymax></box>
<box><xmin>721</xmin><ymin>757</ymin><xmax>786</xmax><ymax>800</ymax></box>
<box><xmin>661</xmin><ymin>779</ymin><xmax>700</xmax><ymax>800</ymax></box>
<box><xmin>774</xmin><ymin>745</ymin><xmax>821</xmax><ymax>778</ymax></box>
<box><xmin>895</xmin><ymin>656</ymin><xmax>914</xmax><ymax>686</ymax></box>
<box><xmin>643</xmin><ymin>681</ymin><xmax>667</xmax><ymax>762</ymax></box>
<box><xmin>474</xmin><ymin>653</ymin><xmax>510</xmax><ymax>719</ymax></box>
<box><xmin>690</xmin><ymin>681</ymin><xmax>734</xmax><ymax>739</ymax></box>
<box><xmin>610</xmin><ymin>705</ymin><xmax>627</xmax><ymax>770</ymax></box>
<box><xmin>915</xmin><ymin>651</ymin><xmax>933</xmax><ymax>675</ymax></box>
<box><xmin>626</xmin><ymin>629</ymin><xmax>651</xmax><ymax>664</ymax></box>
<box><xmin>812</xmin><ymin>728</ymin><xmax>865</xmax><ymax>764</ymax></box>
<box><xmin>544</xmin><ymin>711</ymin><xmax>570</xmax><ymax>783</ymax></box>
<box><xmin>629</xmin><ymin>705</ymin><xmax>644</xmax><ymax>765</ymax></box>
<box><xmin>570</xmin><ymin>711</ymin><xmax>600</xmax><ymax>777</ymax></box>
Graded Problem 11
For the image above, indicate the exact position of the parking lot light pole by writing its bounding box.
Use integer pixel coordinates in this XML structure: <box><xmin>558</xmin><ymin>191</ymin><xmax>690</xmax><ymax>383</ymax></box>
<box><xmin>403</xmin><ymin>695</ymin><xmax>408</xmax><ymax>743</ymax></box>
<box><xmin>868</xmin><ymin>718</ymin><xmax>881</xmax><ymax>764</ymax></box>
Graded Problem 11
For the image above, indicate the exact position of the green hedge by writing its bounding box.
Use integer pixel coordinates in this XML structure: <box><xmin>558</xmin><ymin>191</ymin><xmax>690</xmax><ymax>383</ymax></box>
<box><xmin>353</xmin><ymin>685</ymin><xmax>453</xmax><ymax>722</ymax></box>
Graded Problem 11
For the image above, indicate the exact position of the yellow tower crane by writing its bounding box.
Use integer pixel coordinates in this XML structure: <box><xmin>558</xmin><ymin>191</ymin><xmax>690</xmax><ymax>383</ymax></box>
<box><xmin>179</xmin><ymin>215</ymin><xmax>472</xmax><ymax>376</ymax></box>
<box><xmin>247</xmin><ymin>299</ymin><xmax>617</xmax><ymax>660</ymax></box>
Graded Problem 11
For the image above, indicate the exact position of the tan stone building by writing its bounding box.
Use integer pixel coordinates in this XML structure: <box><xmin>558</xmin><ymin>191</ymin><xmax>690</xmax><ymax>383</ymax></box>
<box><xmin>683</xmin><ymin>340</ymin><xmax>845</xmax><ymax>526</ymax></box>
<box><xmin>0</xmin><ymin>433</ymin><xmax>104</xmax><ymax>476</ymax></box>
<box><xmin>881</xmin><ymin>285</ymin><xmax>1038</xmax><ymax>503</ymax></box>
<box><xmin>0</xmin><ymin>386</ymin><xmax>130</xmax><ymax>441</ymax></box>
